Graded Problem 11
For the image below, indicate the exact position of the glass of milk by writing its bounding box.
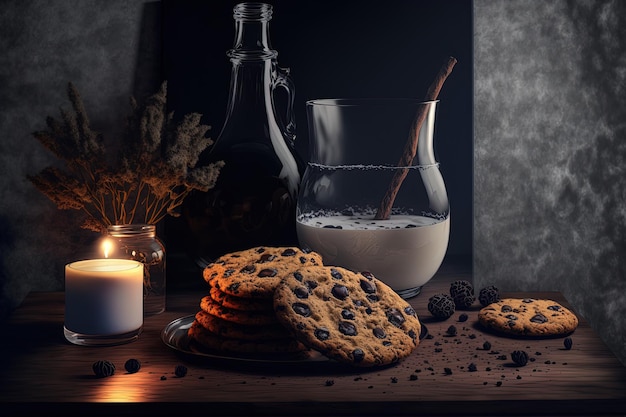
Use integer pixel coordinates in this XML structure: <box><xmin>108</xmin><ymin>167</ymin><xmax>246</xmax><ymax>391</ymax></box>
<box><xmin>297</xmin><ymin>99</ymin><xmax>450</xmax><ymax>298</ymax></box>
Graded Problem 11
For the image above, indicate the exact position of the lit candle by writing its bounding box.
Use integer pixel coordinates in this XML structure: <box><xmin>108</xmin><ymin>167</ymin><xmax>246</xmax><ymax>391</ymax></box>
<box><xmin>64</xmin><ymin>259</ymin><xmax>143</xmax><ymax>346</ymax></box>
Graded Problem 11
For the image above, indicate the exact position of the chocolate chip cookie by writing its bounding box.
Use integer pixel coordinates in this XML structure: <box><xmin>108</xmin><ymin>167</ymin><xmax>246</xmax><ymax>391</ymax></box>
<box><xmin>478</xmin><ymin>298</ymin><xmax>579</xmax><ymax>337</ymax></box>
<box><xmin>194</xmin><ymin>310</ymin><xmax>294</xmax><ymax>341</ymax></box>
<box><xmin>200</xmin><ymin>295</ymin><xmax>279</xmax><ymax>326</ymax></box>
<box><xmin>188</xmin><ymin>320</ymin><xmax>307</xmax><ymax>354</ymax></box>
<box><xmin>209</xmin><ymin>286</ymin><xmax>274</xmax><ymax>312</ymax></box>
<box><xmin>204</xmin><ymin>246</ymin><xmax>324</xmax><ymax>299</ymax></box>
<box><xmin>273</xmin><ymin>266</ymin><xmax>421</xmax><ymax>367</ymax></box>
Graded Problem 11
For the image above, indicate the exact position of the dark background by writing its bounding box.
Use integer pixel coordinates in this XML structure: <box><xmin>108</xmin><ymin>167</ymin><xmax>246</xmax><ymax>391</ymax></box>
<box><xmin>161</xmin><ymin>0</ymin><xmax>473</xmax><ymax>264</ymax></box>
<box><xmin>1</xmin><ymin>0</ymin><xmax>625</xmax><ymax>368</ymax></box>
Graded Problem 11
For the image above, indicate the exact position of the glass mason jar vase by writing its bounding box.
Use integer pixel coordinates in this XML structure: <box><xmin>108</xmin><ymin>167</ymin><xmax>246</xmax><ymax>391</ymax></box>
<box><xmin>297</xmin><ymin>99</ymin><xmax>450</xmax><ymax>299</ymax></box>
<box><xmin>106</xmin><ymin>224</ymin><xmax>166</xmax><ymax>315</ymax></box>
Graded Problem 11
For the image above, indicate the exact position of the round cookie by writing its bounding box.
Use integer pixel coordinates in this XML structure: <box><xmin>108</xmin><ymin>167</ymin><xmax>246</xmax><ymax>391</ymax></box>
<box><xmin>187</xmin><ymin>320</ymin><xmax>307</xmax><ymax>354</ymax></box>
<box><xmin>194</xmin><ymin>310</ymin><xmax>293</xmax><ymax>341</ymax></box>
<box><xmin>204</xmin><ymin>246</ymin><xmax>324</xmax><ymax>299</ymax></box>
<box><xmin>209</xmin><ymin>286</ymin><xmax>274</xmax><ymax>312</ymax></box>
<box><xmin>273</xmin><ymin>266</ymin><xmax>421</xmax><ymax>367</ymax></box>
<box><xmin>200</xmin><ymin>295</ymin><xmax>279</xmax><ymax>326</ymax></box>
<box><xmin>478</xmin><ymin>298</ymin><xmax>579</xmax><ymax>337</ymax></box>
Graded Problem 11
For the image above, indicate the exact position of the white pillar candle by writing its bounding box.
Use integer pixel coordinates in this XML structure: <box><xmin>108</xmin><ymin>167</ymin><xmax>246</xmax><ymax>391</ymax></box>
<box><xmin>65</xmin><ymin>259</ymin><xmax>143</xmax><ymax>337</ymax></box>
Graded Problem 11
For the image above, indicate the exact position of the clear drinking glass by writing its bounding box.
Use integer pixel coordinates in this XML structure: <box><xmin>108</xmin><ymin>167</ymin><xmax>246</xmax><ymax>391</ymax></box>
<box><xmin>296</xmin><ymin>99</ymin><xmax>450</xmax><ymax>298</ymax></box>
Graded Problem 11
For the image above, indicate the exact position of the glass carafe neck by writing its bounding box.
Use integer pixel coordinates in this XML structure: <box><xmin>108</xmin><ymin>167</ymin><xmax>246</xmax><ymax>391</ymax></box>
<box><xmin>229</xmin><ymin>2</ymin><xmax>277</xmax><ymax>60</ymax></box>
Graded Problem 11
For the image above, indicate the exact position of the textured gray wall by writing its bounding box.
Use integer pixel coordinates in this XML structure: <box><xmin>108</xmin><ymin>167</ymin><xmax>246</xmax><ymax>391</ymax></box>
<box><xmin>474</xmin><ymin>0</ymin><xmax>626</xmax><ymax>366</ymax></box>
<box><xmin>0</xmin><ymin>0</ymin><xmax>161</xmax><ymax>317</ymax></box>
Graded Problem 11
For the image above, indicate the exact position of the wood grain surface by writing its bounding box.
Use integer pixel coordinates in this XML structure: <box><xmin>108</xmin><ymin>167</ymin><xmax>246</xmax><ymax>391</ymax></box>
<box><xmin>1</xmin><ymin>262</ymin><xmax>625</xmax><ymax>416</ymax></box>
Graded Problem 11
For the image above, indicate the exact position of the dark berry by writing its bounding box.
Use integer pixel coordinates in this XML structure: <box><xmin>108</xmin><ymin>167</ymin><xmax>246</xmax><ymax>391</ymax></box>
<box><xmin>427</xmin><ymin>293</ymin><xmax>455</xmax><ymax>319</ymax></box>
<box><xmin>174</xmin><ymin>364</ymin><xmax>188</xmax><ymax>377</ymax></box>
<box><xmin>92</xmin><ymin>360</ymin><xmax>116</xmax><ymax>378</ymax></box>
<box><xmin>449</xmin><ymin>280</ymin><xmax>475</xmax><ymax>309</ymax></box>
<box><xmin>511</xmin><ymin>350</ymin><xmax>529</xmax><ymax>367</ymax></box>
<box><xmin>478</xmin><ymin>285</ymin><xmax>500</xmax><ymax>307</ymax></box>
<box><xmin>124</xmin><ymin>358</ymin><xmax>141</xmax><ymax>374</ymax></box>
<box><xmin>564</xmin><ymin>337</ymin><xmax>573</xmax><ymax>350</ymax></box>
<box><xmin>446</xmin><ymin>325</ymin><xmax>457</xmax><ymax>336</ymax></box>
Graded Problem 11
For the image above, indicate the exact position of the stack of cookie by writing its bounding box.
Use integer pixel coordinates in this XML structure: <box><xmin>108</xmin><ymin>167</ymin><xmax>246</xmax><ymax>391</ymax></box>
<box><xmin>187</xmin><ymin>246</ymin><xmax>323</xmax><ymax>355</ymax></box>
<box><xmin>188</xmin><ymin>245</ymin><xmax>423</xmax><ymax>367</ymax></box>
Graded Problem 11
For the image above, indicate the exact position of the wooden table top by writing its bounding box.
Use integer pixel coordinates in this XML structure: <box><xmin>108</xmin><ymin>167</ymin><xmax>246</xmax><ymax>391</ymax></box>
<box><xmin>1</xmin><ymin>262</ymin><xmax>625</xmax><ymax>416</ymax></box>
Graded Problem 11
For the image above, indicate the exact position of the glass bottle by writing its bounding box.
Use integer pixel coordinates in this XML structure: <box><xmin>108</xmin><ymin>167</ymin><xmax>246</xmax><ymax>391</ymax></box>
<box><xmin>106</xmin><ymin>224</ymin><xmax>166</xmax><ymax>315</ymax></box>
<box><xmin>183</xmin><ymin>2</ymin><xmax>302</xmax><ymax>266</ymax></box>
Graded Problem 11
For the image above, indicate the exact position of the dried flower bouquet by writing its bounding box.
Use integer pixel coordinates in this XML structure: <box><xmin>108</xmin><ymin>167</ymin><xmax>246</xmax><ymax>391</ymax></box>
<box><xmin>29</xmin><ymin>81</ymin><xmax>223</xmax><ymax>233</ymax></box>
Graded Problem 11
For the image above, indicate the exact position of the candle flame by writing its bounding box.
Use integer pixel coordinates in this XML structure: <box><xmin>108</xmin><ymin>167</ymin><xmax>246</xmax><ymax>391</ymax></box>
<box><xmin>101</xmin><ymin>238</ymin><xmax>114</xmax><ymax>259</ymax></box>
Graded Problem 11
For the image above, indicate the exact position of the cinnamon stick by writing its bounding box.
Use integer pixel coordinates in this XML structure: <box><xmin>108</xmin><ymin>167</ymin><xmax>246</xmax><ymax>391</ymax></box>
<box><xmin>374</xmin><ymin>56</ymin><xmax>457</xmax><ymax>220</ymax></box>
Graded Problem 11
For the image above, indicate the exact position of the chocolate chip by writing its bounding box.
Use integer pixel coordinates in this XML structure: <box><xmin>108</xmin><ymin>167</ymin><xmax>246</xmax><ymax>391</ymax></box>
<box><xmin>564</xmin><ymin>337</ymin><xmax>573</xmax><ymax>350</ymax></box>
<box><xmin>511</xmin><ymin>350</ymin><xmax>529</xmax><ymax>366</ymax></box>
<box><xmin>387</xmin><ymin>308</ymin><xmax>405</xmax><ymax>328</ymax></box>
<box><xmin>530</xmin><ymin>314</ymin><xmax>548</xmax><ymax>323</ymax></box>
<box><xmin>358</xmin><ymin>279</ymin><xmax>376</xmax><ymax>295</ymax></box>
<box><xmin>174</xmin><ymin>364</ymin><xmax>188</xmax><ymax>377</ymax></box>
<box><xmin>373</xmin><ymin>328</ymin><xmax>386</xmax><ymax>339</ymax></box>
<box><xmin>240</xmin><ymin>265</ymin><xmax>256</xmax><ymax>274</ymax></box>
<box><xmin>338</xmin><ymin>321</ymin><xmax>357</xmax><ymax>336</ymax></box>
<box><xmin>548</xmin><ymin>305</ymin><xmax>562</xmax><ymax>311</ymax></box>
<box><xmin>330</xmin><ymin>268</ymin><xmax>343</xmax><ymax>280</ymax></box>
<box><xmin>293</xmin><ymin>271</ymin><xmax>304</xmax><ymax>282</ymax></box>
<box><xmin>505</xmin><ymin>314</ymin><xmax>518</xmax><ymax>320</ymax></box>
<box><xmin>361</xmin><ymin>271</ymin><xmax>375</xmax><ymax>280</ymax></box>
<box><xmin>294</xmin><ymin>286</ymin><xmax>309</xmax><ymax>299</ymax></box>
<box><xmin>446</xmin><ymin>325</ymin><xmax>457</xmax><ymax>336</ymax></box>
<box><xmin>408</xmin><ymin>329</ymin><xmax>417</xmax><ymax>341</ymax></box>
<box><xmin>332</xmin><ymin>284</ymin><xmax>349</xmax><ymax>300</ymax></box>
<box><xmin>281</xmin><ymin>248</ymin><xmax>297</xmax><ymax>257</ymax></box>
<box><xmin>224</xmin><ymin>268</ymin><xmax>235</xmax><ymax>277</ymax></box>
<box><xmin>352</xmin><ymin>349</ymin><xmax>365</xmax><ymax>363</ymax></box>
<box><xmin>315</xmin><ymin>327</ymin><xmax>330</xmax><ymax>341</ymax></box>
<box><xmin>501</xmin><ymin>305</ymin><xmax>512</xmax><ymax>312</ymax></box>
<box><xmin>366</xmin><ymin>294</ymin><xmax>380</xmax><ymax>302</ymax></box>
<box><xmin>257</xmin><ymin>268</ymin><xmax>277</xmax><ymax>277</ymax></box>
<box><xmin>341</xmin><ymin>309</ymin><xmax>355</xmax><ymax>320</ymax></box>
<box><xmin>258</xmin><ymin>253</ymin><xmax>277</xmax><ymax>263</ymax></box>
<box><xmin>298</xmin><ymin>256</ymin><xmax>307</xmax><ymax>264</ymax></box>
<box><xmin>292</xmin><ymin>302</ymin><xmax>311</xmax><ymax>317</ymax></box>
<box><xmin>522</xmin><ymin>298</ymin><xmax>534</xmax><ymax>303</ymax></box>
<box><xmin>404</xmin><ymin>306</ymin><xmax>417</xmax><ymax>317</ymax></box>
<box><xmin>305</xmin><ymin>280</ymin><xmax>318</xmax><ymax>290</ymax></box>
